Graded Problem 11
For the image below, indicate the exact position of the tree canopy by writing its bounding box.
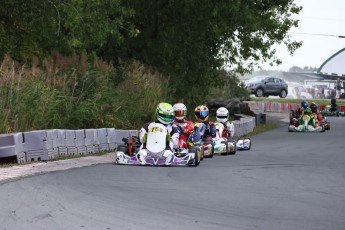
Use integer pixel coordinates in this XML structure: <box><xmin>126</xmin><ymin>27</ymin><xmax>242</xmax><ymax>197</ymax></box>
<box><xmin>0</xmin><ymin>0</ymin><xmax>302</xmax><ymax>104</ymax></box>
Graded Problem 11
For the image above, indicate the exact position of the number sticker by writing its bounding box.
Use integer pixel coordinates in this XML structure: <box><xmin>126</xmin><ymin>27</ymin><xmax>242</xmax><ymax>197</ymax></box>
<box><xmin>149</xmin><ymin>126</ymin><xmax>164</xmax><ymax>133</ymax></box>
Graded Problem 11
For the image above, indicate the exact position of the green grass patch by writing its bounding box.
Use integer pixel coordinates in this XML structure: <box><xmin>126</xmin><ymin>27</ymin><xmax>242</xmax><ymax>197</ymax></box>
<box><xmin>250</xmin><ymin>97</ymin><xmax>345</xmax><ymax>105</ymax></box>
<box><xmin>247</xmin><ymin>123</ymin><xmax>280</xmax><ymax>137</ymax></box>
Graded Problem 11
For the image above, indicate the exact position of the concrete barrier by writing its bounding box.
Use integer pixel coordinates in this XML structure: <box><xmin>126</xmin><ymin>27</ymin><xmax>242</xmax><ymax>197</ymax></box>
<box><xmin>0</xmin><ymin>116</ymin><xmax>257</xmax><ymax>164</ymax></box>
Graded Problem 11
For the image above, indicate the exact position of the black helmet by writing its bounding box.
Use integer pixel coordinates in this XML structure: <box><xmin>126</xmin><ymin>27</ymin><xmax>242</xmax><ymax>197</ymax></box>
<box><xmin>310</xmin><ymin>102</ymin><xmax>318</xmax><ymax>113</ymax></box>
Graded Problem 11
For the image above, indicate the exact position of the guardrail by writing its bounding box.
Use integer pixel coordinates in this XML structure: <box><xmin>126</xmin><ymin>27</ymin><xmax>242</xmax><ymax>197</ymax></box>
<box><xmin>0</xmin><ymin>116</ymin><xmax>257</xmax><ymax>164</ymax></box>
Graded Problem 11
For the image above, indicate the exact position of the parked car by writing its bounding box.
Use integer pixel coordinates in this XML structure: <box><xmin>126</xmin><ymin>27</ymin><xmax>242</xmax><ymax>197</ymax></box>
<box><xmin>286</xmin><ymin>82</ymin><xmax>313</xmax><ymax>99</ymax></box>
<box><xmin>245</xmin><ymin>76</ymin><xmax>288</xmax><ymax>98</ymax></box>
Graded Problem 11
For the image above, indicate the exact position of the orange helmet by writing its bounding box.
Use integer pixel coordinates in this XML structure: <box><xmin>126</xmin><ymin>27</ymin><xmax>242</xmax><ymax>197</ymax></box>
<box><xmin>194</xmin><ymin>105</ymin><xmax>209</xmax><ymax>122</ymax></box>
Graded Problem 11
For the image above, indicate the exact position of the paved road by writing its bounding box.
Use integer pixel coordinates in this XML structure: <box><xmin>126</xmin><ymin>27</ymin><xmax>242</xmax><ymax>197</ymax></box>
<box><xmin>0</xmin><ymin>116</ymin><xmax>345</xmax><ymax>230</ymax></box>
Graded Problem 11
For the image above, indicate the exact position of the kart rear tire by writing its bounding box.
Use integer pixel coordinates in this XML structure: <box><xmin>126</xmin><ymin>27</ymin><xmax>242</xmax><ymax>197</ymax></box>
<box><xmin>321</xmin><ymin>124</ymin><xmax>326</xmax><ymax>132</ymax></box>
<box><xmin>117</xmin><ymin>145</ymin><xmax>128</xmax><ymax>155</ymax></box>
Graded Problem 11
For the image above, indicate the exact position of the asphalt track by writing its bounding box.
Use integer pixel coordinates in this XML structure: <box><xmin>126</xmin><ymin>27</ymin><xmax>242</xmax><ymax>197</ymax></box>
<box><xmin>1</xmin><ymin>117</ymin><xmax>345</xmax><ymax>230</ymax></box>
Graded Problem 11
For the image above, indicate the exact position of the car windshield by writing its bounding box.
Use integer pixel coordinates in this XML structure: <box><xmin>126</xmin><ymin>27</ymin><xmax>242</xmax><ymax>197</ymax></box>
<box><xmin>246</xmin><ymin>76</ymin><xmax>268</xmax><ymax>83</ymax></box>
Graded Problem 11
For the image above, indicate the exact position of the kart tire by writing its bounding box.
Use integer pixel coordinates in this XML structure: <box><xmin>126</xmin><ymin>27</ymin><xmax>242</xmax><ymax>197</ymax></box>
<box><xmin>221</xmin><ymin>141</ymin><xmax>229</xmax><ymax>155</ymax></box>
<box><xmin>321</xmin><ymin>124</ymin><xmax>326</xmax><ymax>132</ymax></box>
<box><xmin>188</xmin><ymin>148</ymin><xmax>199</xmax><ymax>167</ymax></box>
<box><xmin>208</xmin><ymin>145</ymin><xmax>214</xmax><ymax>158</ymax></box>
<box><xmin>117</xmin><ymin>145</ymin><xmax>128</xmax><ymax>155</ymax></box>
<box><xmin>194</xmin><ymin>144</ymin><xmax>204</xmax><ymax>161</ymax></box>
<box><xmin>230</xmin><ymin>141</ymin><xmax>237</xmax><ymax>155</ymax></box>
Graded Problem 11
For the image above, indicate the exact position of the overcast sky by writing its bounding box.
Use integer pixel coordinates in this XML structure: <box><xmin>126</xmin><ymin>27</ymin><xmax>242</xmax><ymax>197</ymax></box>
<box><xmin>261</xmin><ymin>0</ymin><xmax>345</xmax><ymax>71</ymax></box>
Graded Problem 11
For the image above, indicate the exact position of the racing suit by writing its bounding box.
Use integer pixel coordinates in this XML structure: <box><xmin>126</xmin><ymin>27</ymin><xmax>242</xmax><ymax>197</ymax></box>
<box><xmin>329</xmin><ymin>102</ymin><xmax>339</xmax><ymax>116</ymax></box>
<box><xmin>197</xmin><ymin>120</ymin><xmax>216</xmax><ymax>141</ymax></box>
<box><xmin>174</xmin><ymin>118</ymin><xmax>194</xmax><ymax>151</ymax></box>
<box><xmin>218</xmin><ymin>121</ymin><xmax>235</xmax><ymax>139</ymax></box>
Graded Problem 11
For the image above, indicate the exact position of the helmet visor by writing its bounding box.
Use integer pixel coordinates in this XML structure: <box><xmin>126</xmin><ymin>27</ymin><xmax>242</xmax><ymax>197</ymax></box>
<box><xmin>195</xmin><ymin>110</ymin><xmax>209</xmax><ymax>120</ymax></box>
<box><xmin>157</xmin><ymin>112</ymin><xmax>174</xmax><ymax>122</ymax></box>
<box><xmin>174</xmin><ymin>110</ymin><xmax>186</xmax><ymax>117</ymax></box>
<box><xmin>217</xmin><ymin>115</ymin><xmax>228</xmax><ymax>119</ymax></box>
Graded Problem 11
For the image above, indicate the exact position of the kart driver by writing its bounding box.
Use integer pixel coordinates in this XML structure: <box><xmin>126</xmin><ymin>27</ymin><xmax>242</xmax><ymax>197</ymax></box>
<box><xmin>216</xmin><ymin>107</ymin><xmax>235</xmax><ymax>139</ymax></box>
<box><xmin>329</xmin><ymin>98</ymin><xmax>340</xmax><ymax>116</ymax></box>
<box><xmin>298</xmin><ymin>100</ymin><xmax>309</xmax><ymax>116</ymax></box>
<box><xmin>173</xmin><ymin>102</ymin><xmax>194</xmax><ymax>134</ymax></box>
<box><xmin>138</xmin><ymin>102</ymin><xmax>179</xmax><ymax>165</ymax></box>
<box><xmin>310</xmin><ymin>102</ymin><xmax>323</xmax><ymax>125</ymax></box>
<box><xmin>194</xmin><ymin>105</ymin><xmax>216</xmax><ymax>141</ymax></box>
<box><xmin>173</xmin><ymin>102</ymin><xmax>194</xmax><ymax>150</ymax></box>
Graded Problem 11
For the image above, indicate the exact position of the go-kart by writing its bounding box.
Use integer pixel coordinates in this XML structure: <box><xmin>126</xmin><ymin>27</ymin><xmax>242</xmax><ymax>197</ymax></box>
<box><xmin>188</xmin><ymin>122</ymin><xmax>214</xmax><ymax>158</ymax></box>
<box><xmin>115</xmin><ymin>123</ymin><xmax>200</xmax><ymax>166</ymax></box>
<box><xmin>236</xmin><ymin>137</ymin><xmax>251</xmax><ymax>150</ymax></box>
<box><xmin>288</xmin><ymin>114</ymin><xmax>325</xmax><ymax>132</ymax></box>
<box><xmin>312</xmin><ymin>113</ymin><xmax>330</xmax><ymax>130</ymax></box>
<box><xmin>212</xmin><ymin>122</ymin><xmax>237</xmax><ymax>155</ymax></box>
<box><xmin>320</xmin><ymin>105</ymin><xmax>345</xmax><ymax>117</ymax></box>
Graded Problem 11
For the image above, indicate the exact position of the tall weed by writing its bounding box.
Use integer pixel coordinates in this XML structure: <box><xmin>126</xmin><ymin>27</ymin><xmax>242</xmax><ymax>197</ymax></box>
<box><xmin>0</xmin><ymin>54</ymin><xmax>169</xmax><ymax>133</ymax></box>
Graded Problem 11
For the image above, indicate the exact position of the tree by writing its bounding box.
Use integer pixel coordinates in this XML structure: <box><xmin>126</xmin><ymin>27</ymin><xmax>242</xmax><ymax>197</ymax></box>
<box><xmin>115</xmin><ymin>1</ymin><xmax>302</xmax><ymax>104</ymax></box>
<box><xmin>0</xmin><ymin>0</ymin><xmax>135</xmax><ymax>60</ymax></box>
<box><xmin>0</xmin><ymin>1</ymin><xmax>302</xmax><ymax>106</ymax></box>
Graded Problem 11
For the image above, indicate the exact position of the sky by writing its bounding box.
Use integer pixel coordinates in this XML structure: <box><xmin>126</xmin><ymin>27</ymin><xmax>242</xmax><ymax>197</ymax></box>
<box><xmin>260</xmin><ymin>0</ymin><xmax>345</xmax><ymax>71</ymax></box>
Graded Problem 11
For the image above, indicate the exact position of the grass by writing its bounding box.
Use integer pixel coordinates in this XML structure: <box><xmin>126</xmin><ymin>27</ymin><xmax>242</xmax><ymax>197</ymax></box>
<box><xmin>247</xmin><ymin>122</ymin><xmax>280</xmax><ymax>137</ymax></box>
<box><xmin>250</xmin><ymin>97</ymin><xmax>345</xmax><ymax>105</ymax></box>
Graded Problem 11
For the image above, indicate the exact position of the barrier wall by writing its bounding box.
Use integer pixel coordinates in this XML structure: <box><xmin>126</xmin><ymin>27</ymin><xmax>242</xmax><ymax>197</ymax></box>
<box><xmin>0</xmin><ymin>117</ymin><xmax>257</xmax><ymax>164</ymax></box>
<box><xmin>0</xmin><ymin>129</ymin><xmax>138</xmax><ymax>164</ymax></box>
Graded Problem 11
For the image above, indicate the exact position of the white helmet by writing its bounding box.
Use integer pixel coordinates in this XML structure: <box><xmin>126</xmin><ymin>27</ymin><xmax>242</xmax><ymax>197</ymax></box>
<box><xmin>216</xmin><ymin>107</ymin><xmax>229</xmax><ymax>123</ymax></box>
<box><xmin>173</xmin><ymin>102</ymin><xmax>187</xmax><ymax>120</ymax></box>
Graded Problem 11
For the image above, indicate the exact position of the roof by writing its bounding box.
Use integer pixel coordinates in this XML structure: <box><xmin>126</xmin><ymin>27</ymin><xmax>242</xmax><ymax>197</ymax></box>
<box><xmin>318</xmin><ymin>47</ymin><xmax>345</xmax><ymax>76</ymax></box>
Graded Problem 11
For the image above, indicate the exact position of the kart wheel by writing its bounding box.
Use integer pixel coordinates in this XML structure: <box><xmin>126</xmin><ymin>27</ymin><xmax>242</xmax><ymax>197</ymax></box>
<box><xmin>188</xmin><ymin>148</ymin><xmax>199</xmax><ymax>167</ymax></box>
<box><xmin>288</xmin><ymin>126</ymin><xmax>292</xmax><ymax>132</ymax></box>
<box><xmin>209</xmin><ymin>144</ymin><xmax>214</xmax><ymax>158</ymax></box>
<box><xmin>194</xmin><ymin>144</ymin><xmax>204</xmax><ymax>160</ymax></box>
<box><xmin>229</xmin><ymin>142</ymin><xmax>237</xmax><ymax>155</ymax></box>
<box><xmin>221</xmin><ymin>141</ymin><xmax>229</xmax><ymax>155</ymax></box>
<box><xmin>321</xmin><ymin>124</ymin><xmax>326</xmax><ymax>132</ymax></box>
<box><xmin>117</xmin><ymin>145</ymin><xmax>128</xmax><ymax>155</ymax></box>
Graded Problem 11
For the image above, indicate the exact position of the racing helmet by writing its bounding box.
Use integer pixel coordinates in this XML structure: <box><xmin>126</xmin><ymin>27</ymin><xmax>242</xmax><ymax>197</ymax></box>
<box><xmin>216</xmin><ymin>107</ymin><xmax>229</xmax><ymax>123</ymax></box>
<box><xmin>301</xmin><ymin>100</ymin><xmax>309</xmax><ymax>110</ymax></box>
<box><xmin>156</xmin><ymin>102</ymin><xmax>174</xmax><ymax>124</ymax></box>
<box><xmin>310</xmin><ymin>102</ymin><xmax>318</xmax><ymax>113</ymax></box>
<box><xmin>194</xmin><ymin>105</ymin><xmax>209</xmax><ymax>122</ymax></box>
<box><xmin>173</xmin><ymin>102</ymin><xmax>187</xmax><ymax>121</ymax></box>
